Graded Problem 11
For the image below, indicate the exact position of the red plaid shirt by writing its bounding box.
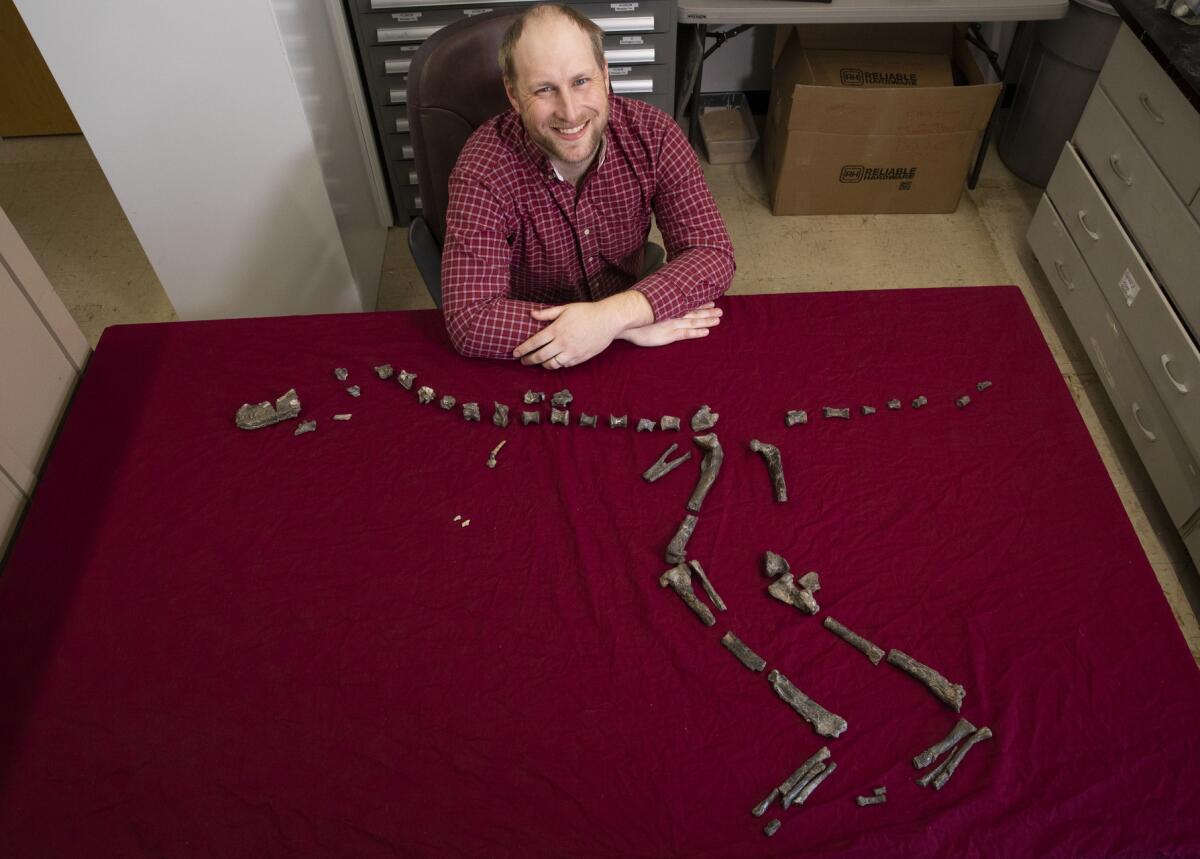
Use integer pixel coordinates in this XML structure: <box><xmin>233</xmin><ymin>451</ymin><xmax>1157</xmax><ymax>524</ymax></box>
<box><xmin>441</xmin><ymin>96</ymin><xmax>735</xmax><ymax>359</ymax></box>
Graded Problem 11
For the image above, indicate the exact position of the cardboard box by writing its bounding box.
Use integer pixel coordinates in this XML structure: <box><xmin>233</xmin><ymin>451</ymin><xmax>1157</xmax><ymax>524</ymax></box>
<box><xmin>764</xmin><ymin>24</ymin><xmax>1001</xmax><ymax>215</ymax></box>
<box><xmin>699</xmin><ymin>92</ymin><xmax>759</xmax><ymax>164</ymax></box>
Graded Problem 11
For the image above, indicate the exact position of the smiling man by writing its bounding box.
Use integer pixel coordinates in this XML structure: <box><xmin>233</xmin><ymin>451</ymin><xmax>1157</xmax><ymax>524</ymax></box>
<box><xmin>440</xmin><ymin>3</ymin><xmax>735</xmax><ymax>369</ymax></box>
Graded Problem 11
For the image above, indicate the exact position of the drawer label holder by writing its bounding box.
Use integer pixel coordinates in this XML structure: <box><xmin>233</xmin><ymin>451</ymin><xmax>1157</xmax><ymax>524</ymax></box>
<box><xmin>1118</xmin><ymin>268</ymin><xmax>1141</xmax><ymax>308</ymax></box>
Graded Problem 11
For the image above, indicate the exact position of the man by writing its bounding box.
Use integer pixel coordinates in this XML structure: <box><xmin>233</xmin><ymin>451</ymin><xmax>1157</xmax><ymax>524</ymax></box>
<box><xmin>441</xmin><ymin>3</ymin><xmax>735</xmax><ymax>369</ymax></box>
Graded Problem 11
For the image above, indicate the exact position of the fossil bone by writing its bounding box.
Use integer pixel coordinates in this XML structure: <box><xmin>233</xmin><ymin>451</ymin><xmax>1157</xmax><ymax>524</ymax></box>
<box><xmin>691</xmin><ymin>404</ymin><xmax>719</xmax><ymax>431</ymax></box>
<box><xmin>976</xmin><ymin>380</ymin><xmax>993</xmax><ymax>391</ymax></box>
<box><xmin>609</xmin><ymin>415</ymin><xmax>628</xmax><ymax>429</ymax></box>
<box><xmin>956</xmin><ymin>395</ymin><xmax>971</xmax><ymax>408</ymax></box>
<box><xmin>887</xmin><ymin>399</ymin><xmax>902</xmax><ymax>410</ymax></box>
<box><xmin>887</xmin><ymin>649</ymin><xmax>966</xmax><ymax>712</ymax></box>
<box><xmin>861</xmin><ymin>405</ymin><xmax>876</xmax><ymax>415</ymax></box>
<box><xmin>463</xmin><ymin>402</ymin><xmax>481</xmax><ymax>422</ymax></box>
<box><xmin>763</xmin><ymin>819</ymin><xmax>781</xmax><ymax>837</ymax></box>
<box><xmin>912</xmin><ymin>395</ymin><xmax>928</xmax><ymax>409</ymax></box>
<box><xmin>665</xmin><ymin>514</ymin><xmax>698</xmax><ymax>565</ymax></box>
<box><xmin>874</xmin><ymin>787</ymin><xmax>886</xmax><ymax>796</ymax></box>
<box><xmin>751</xmin><ymin>788</ymin><xmax>779</xmax><ymax>818</ymax></box>
<box><xmin>763</xmin><ymin>551</ymin><xmax>790</xmax><ymax>578</ymax></box>
<box><xmin>767</xmin><ymin>669</ymin><xmax>847</xmax><ymax>738</ymax></box>
<box><xmin>397</xmin><ymin>370</ymin><xmax>416</xmax><ymax>390</ymax></box>
<box><xmin>579</xmin><ymin>413</ymin><xmax>597</xmax><ymax>428</ymax></box>
<box><xmin>798</xmin><ymin>571</ymin><xmax>820</xmax><ymax>592</ymax></box>
<box><xmin>912</xmin><ymin>718</ymin><xmax>977</xmax><ymax>770</ymax></box>
<box><xmin>686</xmin><ymin>433</ymin><xmax>724</xmax><ymax>513</ymax></box>
<box><xmin>417</xmin><ymin>386</ymin><xmax>435</xmax><ymax>404</ymax></box>
<box><xmin>373</xmin><ymin>364</ymin><xmax>394</xmax><ymax>380</ymax></box>
<box><xmin>551</xmin><ymin>388</ymin><xmax>573</xmax><ymax>406</ymax></box>
<box><xmin>636</xmin><ymin>418</ymin><xmax>656</xmax><ymax>432</ymax></box>
<box><xmin>439</xmin><ymin>394</ymin><xmax>456</xmax><ymax>410</ymax></box>
<box><xmin>294</xmin><ymin>419</ymin><xmax>316</xmax><ymax>435</ymax></box>
<box><xmin>642</xmin><ymin>443</ymin><xmax>692</xmax><ymax>483</ymax></box>
<box><xmin>521</xmin><ymin>410</ymin><xmax>540</xmax><ymax>426</ymax></box>
<box><xmin>768</xmin><ymin>573</ymin><xmax>819</xmax><ymax>614</ymax></box>
<box><xmin>523</xmin><ymin>390</ymin><xmax>545</xmax><ymax>404</ymax></box>
<box><xmin>778</xmin><ymin>746</ymin><xmax>831</xmax><ymax>798</ymax></box>
<box><xmin>659</xmin><ymin>563</ymin><xmax>715</xmax><ymax>626</ymax></box>
<box><xmin>493</xmin><ymin>403</ymin><xmax>509</xmax><ymax>427</ymax></box>
<box><xmin>789</xmin><ymin>762</ymin><xmax>837</xmax><ymax>808</ymax></box>
<box><xmin>721</xmin><ymin>631</ymin><xmax>764</xmax><ymax>672</ymax></box>
<box><xmin>782</xmin><ymin>761</ymin><xmax>826</xmax><ymax>809</ymax></box>
<box><xmin>551</xmin><ymin>408</ymin><xmax>570</xmax><ymax>426</ymax></box>
<box><xmin>822</xmin><ymin>407</ymin><xmax>850</xmax><ymax>419</ymax></box>
<box><xmin>333</xmin><ymin>368</ymin><xmax>348</xmax><ymax>381</ymax></box>
<box><xmin>785</xmin><ymin>409</ymin><xmax>808</xmax><ymax>427</ymax></box>
<box><xmin>856</xmin><ymin>794</ymin><xmax>887</xmax><ymax>806</ymax></box>
<box><xmin>332</xmin><ymin>414</ymin><xmax>352</xmax><ymax>421</ymax></box>
<box><xmin>347</xmin><ymin>385</ymin><xmax>361</xmax><ymax>398</ymax></box>
<box><xmin>918</xmin><ymin>726</ymin><xmax>992</xmax><ymax>789</ymax></box>
<box><xmin>688</xmin><ymin>559</ymin><xmax>726</xmax><ymax>612</ymax></box>
<box><xmin>235</xmin><ymin>388</ymin><xmax>302</xmax><ymax>430</ymax></box>
<box><xmin>660</xmin><ymin>416</ymin><xmax>680</xmax><ymax>431</ymax></box>
<box><xmin>749</xmin><ymin>439</ymin><xmax>787</xmax><ymax>502</ymax></box>
<box><xmin>823</xmin><ymin>616</ymin><xmax>884</xmax><ymax>665</ymax></box>
<box><xmin>486</xmin><ymin>439</ymin><xmax>507</xmax><ymax>469</ymax></box>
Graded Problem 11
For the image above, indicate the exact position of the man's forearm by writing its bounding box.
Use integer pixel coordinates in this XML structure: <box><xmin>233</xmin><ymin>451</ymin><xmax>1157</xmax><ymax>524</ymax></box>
<box><xmin>603</xmin><ymin>289</ymin><xmax>655</xmax><ymax>333</ymax></box>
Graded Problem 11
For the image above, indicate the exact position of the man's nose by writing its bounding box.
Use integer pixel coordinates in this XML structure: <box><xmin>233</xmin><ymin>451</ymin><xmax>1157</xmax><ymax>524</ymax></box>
<box><xmin>557</xmin><ymin>87</ymin><xmax>582</xmax><ymax>122</ymax></box>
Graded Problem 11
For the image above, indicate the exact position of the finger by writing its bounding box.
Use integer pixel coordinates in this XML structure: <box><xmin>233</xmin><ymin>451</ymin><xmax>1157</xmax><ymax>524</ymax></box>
<box><xmin>530</xmin><ymin>305</ymin><xmax>566</xmax><ymax>321</ymax></box>
<box><xmin>513</xmin><ymin>328</ymin><xmax>555</xmax><ymax>359</ymax></box>
<box><xmin>681</xmin><ymin>307</ymin><xmax>723</xmax><ymax>321</ymax></box>
<box><xmin>521</xmin><ymin>345</ymin><xmax>559</xmax><ymax>366</ymax></box>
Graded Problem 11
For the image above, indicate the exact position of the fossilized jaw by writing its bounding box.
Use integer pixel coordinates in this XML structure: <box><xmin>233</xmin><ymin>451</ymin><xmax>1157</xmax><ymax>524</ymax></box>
<box><xmin>659</xmin><ymin>563</ymin><xmax>715</xmax><ymax>626</ymax></box>
<box><xmin>912</xmin><ymin>718</ymin><xmax>976</xmax><ymax>770</ymax></box>
<box><xmin>664</xmin><ymin>514</ymin><xmax>698</xmax><ymax>565</ymax></box>
<box><xmin>642</xmin><ymin>443</ymin><xmax>692</xmax><ymax>483</ymax></box>
<box><xmin>823</xmin><ymin>616</ymin><xmax>883</xmax><ymax>665</ymax></box>
<box><xmin>235</xmin><ymin>388</ymin><xmax>302</xmax><ymax>430</ymax></box>
<box><xmin>767</xmin><ymin>669</ymin><xmax>847</xmax><ymax>738</ymax></box>
<box><xmin>686</xmin><ymin>433</ymin><xmax>723</xmax><ymax>513</ymax></box>
<box><xmin>749</xmin><ymin>439</ymin><xmax>787</xmax><ymax>502</ymax></box>
<box><xmin>886</xmin><ymin>649</ymin><xmax>966</xmax><ymax>712</ymax></box>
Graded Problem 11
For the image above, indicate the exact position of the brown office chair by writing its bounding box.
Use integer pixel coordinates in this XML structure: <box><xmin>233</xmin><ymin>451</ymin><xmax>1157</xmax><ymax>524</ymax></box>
<box><xmin>406</xmin><ymin>8</ymin><xmax>522</xmax><ymax>307</ymax></box>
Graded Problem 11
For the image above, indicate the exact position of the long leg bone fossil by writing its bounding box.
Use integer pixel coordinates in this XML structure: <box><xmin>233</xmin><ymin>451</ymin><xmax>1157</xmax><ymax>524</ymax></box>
<box><xmin>643</xmin><ymin>443</ymin><xmax>693</xmax><ymax>483</ymax></box>
<box><xmin>913</xmin><ymin>718</ymin><xmax>977</xmax><ymax>770</ymax></box>
<box><xmin>767</xmin><ymin>670</ymin><xmax>847</xmax><ymax>738</ymax></box>
<box><xmin>659</xmin><ymin>563</ymin><xmax>715</xmax><ymax>626</ymax></box>
<box><xmin>665</xmin><ymin>514</ymin><xmax>698</xmax><ymax>564</ymax></box>
<box><xmin>686</xmin><ymin>433</ymin><xmax>724</xmax><ymax>513</ymax></box>
<box><xmin>886</xmin><ymin>649</ymin><xmax>966</xmax><ymax>712</ymax></box>
<box><xmin>823</xmin><ymin>616</ymin><xmax>884</xmax><ymax>665</ymax></box>
<box><xmin>722</xmin><ymin>631</ymin><xmax>764</xmax><ymax>672</ymax></box>
<box><xmin>749</xmin><ymin>439</ymin><xmax>787</xmax><ymax>502</ymax></box>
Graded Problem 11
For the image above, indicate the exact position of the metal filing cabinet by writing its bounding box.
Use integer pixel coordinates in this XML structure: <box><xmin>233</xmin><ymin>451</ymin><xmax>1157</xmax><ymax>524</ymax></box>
<box><xmin>1027</xmin><ymin>24</ymin><xmax>1200</xmax><ymax>568</ymax></box>
<box><xmin>343</xmin><ymin>0</ymin><xmax>677</xmax><ymax>224</ymax></box>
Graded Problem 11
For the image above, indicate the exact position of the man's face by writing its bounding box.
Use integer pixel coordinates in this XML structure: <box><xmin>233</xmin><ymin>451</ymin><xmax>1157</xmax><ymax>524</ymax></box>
<box><xmin>505</xmin><ymin>16</ymin><xmax>610</xmax><ymax>168</ymax></box>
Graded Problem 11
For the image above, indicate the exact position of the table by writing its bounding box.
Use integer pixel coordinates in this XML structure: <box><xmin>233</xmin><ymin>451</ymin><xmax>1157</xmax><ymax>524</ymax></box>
<box><xmin>2</xmin><ymin>288</ymin><xmax>1199</xmax><ymax>856</ymax></box>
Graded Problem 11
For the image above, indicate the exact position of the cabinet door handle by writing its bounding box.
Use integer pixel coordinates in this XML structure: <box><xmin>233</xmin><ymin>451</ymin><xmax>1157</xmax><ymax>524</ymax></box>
<box><xmin>1138</xmin><ymin>92</ymin><xmax>1166</xmax><ymax>124</ymax></box>
<box><xmin>1077</xmin><ymin>210</ymin><xmax>1101</xmax><ymax>241</ymax></box>
<box><xmin>1053</xmin><ymin>259</ymin><xmax>1074</xmax><ymax>291</ymax></box>
<box><xmin>1108</xmin><ymin>154</ymin><xmax>1133</xmax><ymax>187</ymax></box>
<box><xmin>1131</xmin><ymin>402</ymin><xmax>1157</xmax><ymax>442</ymax></box>
<box><xmin>1161</xmin><ymin>354</ymin><xmax>1189</xmax><ymax>394</ymax></box>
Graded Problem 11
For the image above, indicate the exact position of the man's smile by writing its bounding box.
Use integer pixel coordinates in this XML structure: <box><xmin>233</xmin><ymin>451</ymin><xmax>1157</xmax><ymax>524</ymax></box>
<box><xmin>552</xmin><ymin>120</ymin><xmax>588</xmax><ymax>140</ymax></box>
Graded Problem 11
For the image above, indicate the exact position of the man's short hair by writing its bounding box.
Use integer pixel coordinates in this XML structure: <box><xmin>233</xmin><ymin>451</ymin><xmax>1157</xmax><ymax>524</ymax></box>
<box><xmin>498</xmin><ymin>4</ymin><xmax>606</xmax><ymax>88</ymax></box>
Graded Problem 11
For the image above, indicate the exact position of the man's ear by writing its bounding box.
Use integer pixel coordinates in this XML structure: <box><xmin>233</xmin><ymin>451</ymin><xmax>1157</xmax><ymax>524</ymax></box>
<box><xmin>503</xmin><ymin>78</ymin><xmax>521</xmax><ymax>113</ymax></box>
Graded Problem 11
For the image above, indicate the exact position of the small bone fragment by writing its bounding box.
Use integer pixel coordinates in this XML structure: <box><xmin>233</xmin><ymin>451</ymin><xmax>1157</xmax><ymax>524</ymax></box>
<box><xmin>665</xmin><ymin>514</ymin><xmax>698</xmax><ymax>565</ymax></box>
<box><xmin>751</xmin><ymin>788</ymin><xmax>778</xmax><ymax>817</ymax></box>
<box><xmin>778</xmin><ymin>747</ymin><xmax>831</xmax><ymax>797</ymax></box>
<box><xmin>763</xmin><ymin>551</ymin><xmax>790</xmax><ymax>578</ymax></box>
<box><xmin>782</xmin><ymin>762</ymin><xmax>826</xmax><ymax>809</ymax></box>
<box><xmin>690</xmin><ymin>404</ymin><xmax>718</xmax><ymax>431</ymax></box>
<box><xmin>332</xmin><ymin>414</ymin><xmax>352</xmax><ymax>421</ymax></box>
<box><xmin>486</xmin><ymin>440</ymin><xmax>507</xmax><ymax>469</ymax></box>
<box><xmin>913</xmin><ymin>718</ymin><xmax>977</xmax><ymax>770</ymax></box>
<box><xmin>294</xmin><ymin>419</ymin><xmax>316</xmax><ymax>435</ymax></box>
<box><xmin>463</xmin><ymin>402</ymin><xmax>481</xmax><ymax>421</ymax></box>
<box><xmin>822</xmin><ymin>407</ymin><xmax>850</xmax><ymax>419</ymax></box>
<box><xmin>397</xmin><ymin>370</ymin><xmax>416</xmax><ymax>390</ymax></box>
<box><xmin>417</xmin><ymin>386</ymin><xmax>435</xmax><ymax>404</ymax></box>
<box><xmin>721</xmin><ymin>631</ymin><xmax>765</xmax><ymax>672</ymax></box>
<box><xmin>823</xmin><ymin>616</ymin><xmax>884</xmax><ymax>665</ymax></box>
<box><xmin>373</xmin><ymin>364</ymin><xmax>394</xmax><ymax>380</ymax></box>
<box><xmin>551</xmin><ymin>408</ymin><xmax>570</xmax><ymax>426</ymax></box>
<box><xmin>523</xmin><ymin>390</ymin><xmax>546</xmax><ymax>404</ymax></box>
<box><xmin>236</xmin><ymin>388</ymin><xmax>302</xmax><ymax>430</ymax></box>
<box><xmin>956</xmin><ymin>395</ymin><xmax>971</xmax><ymax>408</ymax></box>
<box><xmin>493</xmin><ymin>403</ymin><xmax>509</xmax><ymax>427</ymax></box>
<box><xmin>768</xmin><ymin>573</ymin><xmax>819</xmax><ymax>614</ymax></box>
<box><xmin>461</xmin><ymin>519</ymin><xmax>470</xmax><ymax>527</ymax></box>
<box><xmin>798</xmin><ymin>571</ymin><xmax>820</xmax><ymax>592</ymax></box>
<box><xmin>686</xmin><ymin>433</ymin><xmax>724</xmax><ymax>513</ymax></box>
<box><xmin>439</xmin><ymin>394</ymin><xmax>456</xmax><ymax>410</ymax></box>
<box><xmin>579</xmin><ymin>413</ymin><xmax>597</xmax><ymax>428</ymax></box>
<box><xmin>749</xmin><ymin>439</ymin><xmax>787</xmax><ymax>502</ymax></box>
<box><xmin>785</xmin><ymin>409</ymin><xmax>808</xmax><ymax>427</ymax></box>
<box><xmin>659</xmin><ymin>563</ymin><xmax>715</xmax><ymax>626</ymax></box>
<box><xmin>856</xmin><ymin>794</ymin><xmax>887</xmax><ymax>806</ymax></box>
<box><xmin>764</xmin><ymin>819</ymin><xmax>781</xmax><ymax>838</ymax></box>
<box><xmin>642</xmin><ymin>443</ymin><xmax>692</xmax><ymax>483</ymax></box>
<box><xmin>551</xmin><ymin>388</ymin><xmax>573</xmax><ymax>406</ymax></box>
<box><xmin>887</xmin><ymin>399</ymin><xmax>902</xmax><ymax>410</ymax></box>
<box><xmin>660</xmin><ymin>416</ymin><xmax>680</xmax><ymax>431</ymax></box>
<box><xmin>333</xmin><ymin>368</ymin><xmax>348</xmax><ymax>381</ymax></box>
<box><xmin>887</xmin><ymin>649</ymin><xmax>966</xmax><ymax>712</ymax></box>
<box><xmin>912</xmin><ymin>395</ymin><xmax>928</xmax><ymax>409</ymax></box>
<box><xmin>609</xmin><ymin>415</ymin><xmax>628</xmax><ymax>429</ymax></box>
<box><xmin>636</xmin><ymin>418</ymin><xmax>656</xmax><ymax>432</ymax></box>
<box><xmin>522</xmin><ymin>411</ymin><xmax>540</xmax><ymax>426</ymax></box>
<box><xmin>767</xmin><ymin>669</ymin><xmax>847</xmax><ymax>738</ymax></box>
<box><xmin>977</xmin><ymin>380</ymin><xmax>992</xmax><ymax>391</ymax></box>
<box><xmin>453</xmin><ymin>514</ymin><xmax>461</xmax><ymax>521</ymax></box>
<box><xmin>874</xmin><ymin>787</ymin><xmax>887</xmax><ymax>796</ymax></box>
<box><xmin>929</xmin><ymin>727</ymin><xmax>993</xmax><ymax>791</ymax></box>
<box><xmin>862</xmin><ymin>405</ymin><xmax>876</xmax><ymax>415</ymax></box>
<box><xmin>688</xmin><ymin>559</ymin><xmax>726</xmax><ymax>611</ymax></box>
<box><xmin>347</xmin><ymin>385</ymin><xmax>361</xmax><ymax>398</ymax></box>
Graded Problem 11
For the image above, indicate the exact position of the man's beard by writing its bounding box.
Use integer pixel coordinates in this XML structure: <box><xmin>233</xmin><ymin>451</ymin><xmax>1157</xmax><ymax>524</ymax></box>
<box><xmin>526</xmin><ymin>99</ymin><xmax>609</xmax><ymax>167</ymax></box>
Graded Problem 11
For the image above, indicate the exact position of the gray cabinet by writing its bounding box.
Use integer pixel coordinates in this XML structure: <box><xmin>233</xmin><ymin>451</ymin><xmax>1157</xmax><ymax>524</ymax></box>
<box><xmin>1027</xmin><ymin>23</ymin><xmax>1200</xmax><ymax>568</ymax></box>
<box><xmin>343</xmin><ymin>0</ymin><xmax>677</xmax><ymax>224</ymax></box>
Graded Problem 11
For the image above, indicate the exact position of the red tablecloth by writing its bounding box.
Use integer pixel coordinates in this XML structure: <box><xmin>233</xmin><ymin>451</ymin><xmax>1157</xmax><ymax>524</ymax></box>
<box><xmin>2</xmin><ymin>288</ymin><xmax>1198</xmax><ymax>857</ymax></box>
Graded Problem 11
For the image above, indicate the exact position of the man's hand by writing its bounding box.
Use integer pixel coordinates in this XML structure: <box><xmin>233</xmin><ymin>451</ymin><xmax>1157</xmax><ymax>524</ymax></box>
<box><xmin>514</xmin><ymin>291</ymin><xmax>653</xmax><ymax>369</ymax></box>
<box><xmin>620</xmin><ymin>303</ymin><xmax>722</xmax><ymax>347</ymax></box>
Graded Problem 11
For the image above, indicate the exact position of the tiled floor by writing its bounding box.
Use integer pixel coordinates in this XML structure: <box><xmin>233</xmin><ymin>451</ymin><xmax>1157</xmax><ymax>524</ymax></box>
<box><xmin>3</xmin><ymin>132</ymin><xmax>1198</xmax><ymax>659</ymax></box>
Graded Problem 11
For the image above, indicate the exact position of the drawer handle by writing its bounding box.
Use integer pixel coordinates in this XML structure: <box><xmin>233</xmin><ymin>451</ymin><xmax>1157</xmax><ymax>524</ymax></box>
<box><xmin>1053</xmin><ymin>259</ymin><xmax>1075</xmax><ymax>291</ymax></box>
<box><xmin>1108</xmin><ymin>155</ymin><xmax>1133</xmax><ymax>187</ymax></box>
<box><xmin>1161</xmin><ymin>354</ymin><xmax>1189</xmax><ymax>394</ymax></box>
<box><xmin>1077</xmin><ymin>210</ymin><xmax>1101</xmax><ymax>241</ymax></box>
<box><xmin>1138</xmin><ymin>92</ymin><xmax>1166</xmax><ymax>125</ymax></box>
<box><xmin>1131</xmin><ymin>402</ymin><xmax>1157</xmax><ymax>442</ymax></box>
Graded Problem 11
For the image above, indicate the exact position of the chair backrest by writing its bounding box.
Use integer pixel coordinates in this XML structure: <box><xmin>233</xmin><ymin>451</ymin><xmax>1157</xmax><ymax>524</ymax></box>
<box><xmin>407</xmin><ymin>8</ymin><xmax>523</xmax><ymax>246</ymax></box>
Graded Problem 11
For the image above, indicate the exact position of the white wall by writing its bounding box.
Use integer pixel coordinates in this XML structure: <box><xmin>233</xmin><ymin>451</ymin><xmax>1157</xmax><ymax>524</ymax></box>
<box><xmin>15</xmin><ymin>0</ymin><xmax>383</xmax><ymax>320</ymax></box>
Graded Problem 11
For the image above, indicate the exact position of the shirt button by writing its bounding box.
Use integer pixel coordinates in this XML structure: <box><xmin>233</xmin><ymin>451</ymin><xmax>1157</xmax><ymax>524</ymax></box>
<box><xmin>588</xmin><ymin>256</ymin><xmax>594</xmax><ymax>263</ymax></box>
<box><xmin>584</xmin><ymin>228</ymin><xmax>590</xmax><ymax>236</ymax></box>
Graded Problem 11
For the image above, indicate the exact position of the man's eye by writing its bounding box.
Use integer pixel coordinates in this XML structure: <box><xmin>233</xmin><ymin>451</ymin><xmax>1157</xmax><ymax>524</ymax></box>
<box><xmin>573</xmin><ymin>78</ymin><xmax>588</xmax><ymax>87</ymax></box>
<box><xmin>537</xmin><ymin>86</ymin><xmax>553</xmax><ymax>95</ymax></box>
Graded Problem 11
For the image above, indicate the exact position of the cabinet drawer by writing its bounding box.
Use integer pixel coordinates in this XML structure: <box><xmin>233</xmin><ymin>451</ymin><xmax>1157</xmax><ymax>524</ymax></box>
<box><xmin>367</xmin><ymin>2</ymin><xmax>665</xmax><ymax>43</ymax></box>
<box><xmin>1074</xmin><ymin>86</ymin><xmax>1200</xmax><ymax>338</ymax></box>
<box><xmin>380</xmin><ymin>106</ymin><xmax>410</xmax><ymax>134</ymax></box>
<box><xmin>1099</xmin><ymin>25</ymin><xmax>1200</xmax><ymax>203</ymax></box>
<box><xmin>367</xmin><ymin>44</ymin><xmax>421</xmax><ymax>77</ymax></box>
<box><xmin>608</xmin><ymin>63</ymin><xmax>669</xmax><ymax>95</ymax></box>
<box><xmin>385</xmin><ymin>132</ymin><xmax>415</xmax><ymax>161</ymax></box>
<box><xmin>391</xmin><ymin>183</ymin><xmax>422</xmax><ymax>218</ymax></box>
<box><xmin>603</xmin><ymin>32</ymin><xmax>662</xmax><ymax>64</ymax></box>
<box><xmin>389</xmin><ymin>159</ymin><xmax>419</xmax><ymax>187</ymax></box>
<box><xmin>1028</xmin><ymin>192</ymin><xmax>1200</xmax><ymax>526</ymax></box>
<box><xmin>1047</xmin><ymin>143</ymin><xmax>1200</xmax><ymax>463</ymax></box>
